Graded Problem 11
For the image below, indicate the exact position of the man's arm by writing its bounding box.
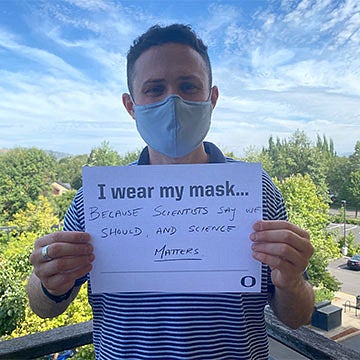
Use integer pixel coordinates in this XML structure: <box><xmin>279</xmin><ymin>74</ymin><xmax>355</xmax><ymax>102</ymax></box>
<box><xmin>251</xmin><ymin>220</ymin><xmax>315</xmax><ymax>329</ymax></box>
<box><xmin>27</xmin><ymin>272</ymin><xmax>81</xmax><ymax>318</ymax></box>
<box><xmin>27</xmin><ymin>231</ymin><xmax>94</xmax><ymax>318</ymax></box>
<box><xmin>268</xmin><ymin>276</ymin><xmax>315</xmax><ymax>329</ymax></box>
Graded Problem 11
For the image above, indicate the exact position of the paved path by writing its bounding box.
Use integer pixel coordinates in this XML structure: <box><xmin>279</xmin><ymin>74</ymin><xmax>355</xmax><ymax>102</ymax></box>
<box><xmin>322</xmin><ymin>258</ymin><xmax>360</xmax><ymax>353</ymax></box>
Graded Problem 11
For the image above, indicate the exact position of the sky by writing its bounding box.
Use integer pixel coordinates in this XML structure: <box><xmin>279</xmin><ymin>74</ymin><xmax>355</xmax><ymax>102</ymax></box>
<box><xmin>0</xmin><ymin>0</ymin><xmax>359</xmax><ymax>157</ymax></box>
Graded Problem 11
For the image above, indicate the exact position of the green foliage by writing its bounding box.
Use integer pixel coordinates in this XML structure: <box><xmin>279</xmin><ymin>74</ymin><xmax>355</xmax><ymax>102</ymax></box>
<box><xmin>349</xmin><ymin>140</ymin><xmax>360</xmax><ymax>172</ymax></box>
<box><xmin>53</xmin><ymin>189</ymin><xmax>77</xmax><ymax>220</ymax></box>
<box><xmin>0</xmin><ymin>148</ymin><xmax>57</xmax><ymax>221</ymax></box>
<box><xmin>0</xmin><ymin>260</ymin><xmax>27</xmax><ymax>336</ymax></box>
<box><xmin>87</xmin><ymin>141</ymin><xmax>122</xmax><ymax>166</ymax></box>
<box><xmin>327</xmin><ymin>156</ymin><xmax>351</xmax><ymax>205</ymax></box>
<box><xmin>72</xmin><ymin>344</ymin><xmax>95</xmax><ymax>359</ymax></box>
<box><xmin>275</xmin><ymin>174</ymin><xmax>329</xmax><ymax>232</ymax></box>
<box><xmin>87</xmin><ymin>141</ymin><xmax>141</xmax><ymax>167</ymax></box>
<box><xmin>240</xmin><ymin>145</ymin><xmax>274</xmax><ymax>174</ymax></box>
<box><xmin>327</xmin><ymin>141</ymin><xmax>360</xmax><ymax>214</ymax></box>
<box><xmin>10</xmin><ymin>195</ymin><xmax>58</xmax><ymax>235</ymax></box>
<box><xmin>0</xmin><ymin>195</ymin><xmax>60</xmax><ymax>337</ymax></box>
<box><xmin>262</xmin><ymin>130</ymin><xmax>332</xmax><ymax>202</ymax></box>
<box><xmin>9</xmin><ymin>285</ymin><xmax>92</xmax><ymax>338</ymax></box>
<box><xmin>119</xmin><ymin>149</ymin><xmax>142</xmax><ymax>166</ymax></box>
<box><xmin>314</xmin><ymin>287</ymin><xmax>336</xmax><ymax>303</ymax></box>
<box><xmin>57</xmin><ymin>154</ymin><xmax>88</xmax><ymax>190</ymax></box>
<box><xmin>348</xmin><ymin>171</ymin><xmax>360</xmax><ymax>213</ymax></box>
<box><xmin>275</xmin><ymin>174</ymin><xmax>341</xmax><ymax>295</ymax></box>
<box><xmin>337</xmin><ymin>232</ymin><xmax>360</xmax><ymax>257</ymax></box>
<box><xmin>2</xmin><ymin>196</ymin><xmax>59</xmax><ymax>258</ymax></box>
<box><xmin>330</xmin><ymin>214</ymin><xmax>360</xmax><ymax>226</ymax></box>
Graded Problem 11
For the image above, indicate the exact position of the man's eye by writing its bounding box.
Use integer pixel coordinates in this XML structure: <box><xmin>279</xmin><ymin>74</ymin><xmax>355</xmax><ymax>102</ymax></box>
<box><xmin>181</xmin><ymin>83</ymin><xmax>199</xmax><ymax>93</ymax></box>
<box><xmin>145</xmin><ymin>86</ymin><xmax>164</xmax><ymax>96</ymax></box>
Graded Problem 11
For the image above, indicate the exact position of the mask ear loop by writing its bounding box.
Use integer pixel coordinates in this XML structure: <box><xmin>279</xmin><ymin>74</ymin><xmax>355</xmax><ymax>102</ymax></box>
<box><xmin>129</xmin><ymin>93</ymin><xmax>136</xmax><ymax>105</ymax></box>
<box><xmin>206</xmin><ymin>87</ymin><xmax>213</xmax><ymax>102</ymax></box>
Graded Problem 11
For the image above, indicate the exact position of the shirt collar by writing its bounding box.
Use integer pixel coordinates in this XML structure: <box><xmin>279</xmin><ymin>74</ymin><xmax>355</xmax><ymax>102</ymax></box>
<box><xmin>137</xmin><ymin>142</ymin><xmax>226</xmax><ymax>165</ymax></box>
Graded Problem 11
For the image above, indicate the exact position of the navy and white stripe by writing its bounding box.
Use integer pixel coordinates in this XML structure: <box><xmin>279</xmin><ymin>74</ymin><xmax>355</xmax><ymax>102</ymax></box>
<box><xmin>63</xmin><ymin>142</ymin><xmax>287</xmax><ymax>359</ymax></box>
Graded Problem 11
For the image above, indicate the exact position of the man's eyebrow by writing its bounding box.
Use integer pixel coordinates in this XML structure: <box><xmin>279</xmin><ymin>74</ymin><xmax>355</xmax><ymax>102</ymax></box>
<box><xmin>142</xmin><ymin>75</ymin><xmax>201</xmax><ymax>85</ymax></box>
<box><xmin>143</xmin><ymin>79</ymin><xmax>165</xmax><ymax>86</ymax></box>
<box><xmin>178</xmin><ymin>75</ymin><xmax>201</xmax><ymax>81</ymax></box>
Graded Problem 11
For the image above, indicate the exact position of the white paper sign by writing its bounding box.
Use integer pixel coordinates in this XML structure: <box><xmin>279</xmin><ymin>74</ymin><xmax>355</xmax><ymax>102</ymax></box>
<box><xmin>83</xmin><ymin>162</ymin><xmax>262</xmax><ymax>293</ymax></box>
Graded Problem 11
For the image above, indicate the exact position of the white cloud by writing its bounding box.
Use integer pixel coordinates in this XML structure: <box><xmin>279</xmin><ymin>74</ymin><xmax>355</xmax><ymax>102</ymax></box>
<box><xmin>64</xmin><ymin>0</ymin><xmax>112</xmax><ymax>11</ymax></box>
<box><xmin>0</xmin><ymin>0</ymin><xmax>359</xmax><ymax>157</ymax></box>
<box><xmin>0</xmin><ymin>28</ymin><xmax>85</xmax><ymax>80</ymax></box>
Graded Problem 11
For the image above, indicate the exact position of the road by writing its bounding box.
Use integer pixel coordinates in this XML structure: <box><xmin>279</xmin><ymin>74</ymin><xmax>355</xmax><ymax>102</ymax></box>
<box><xmin>327</xmin><ymin>257</ymin><xmax>360</xmax><ymax>296</ymax></box>
<box><xmin>327</xmin><ymin>257</ymin><xmax>360</xmax><ymax>355</ymax></box>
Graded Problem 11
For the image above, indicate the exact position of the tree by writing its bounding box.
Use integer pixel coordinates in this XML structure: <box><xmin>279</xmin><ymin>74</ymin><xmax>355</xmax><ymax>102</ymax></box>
<box><xmin>87</xmin><ymin>141</ymin><xmax>121</xmax><ymax>166</ymax></box>
<box><xmin>53</xmin><ymin>189</ymin><xmax>78</xmax><ymax>221</ymax></box>
<box><xmin>262</xmin><ymin>131</ymin><xmax>332</xmax><ymax>202</ymax></box>
<box><xmin>0</xmin><ymin>195</ymin><xmax>60</xmax><ymax>337</ymax></box>
<box><xmin>4</xmin><ymin>195</ymin><xmax>59</xmax><ymax>254</ymax></box>
<box><xmin>349</xmin><ymin>140</ymin><xmax>360</xmax><ymax>172</ymax></box>
<box><xmin>316</xmin><ymin>134</ymin><xmax>336</xmax><ymax>158</ymax></box>
<box><xmin>276</xmin><ymin>174</ymin><xmax>341</xmax><ymax>301</ymax></box>
<box><xmin>326</xmin><ymin>156</ymin><xmax>351</xmax><ymax>205</ymax></box>
<box><xmin>348</xmin><ymin>171</ymin><xmax>360</xmax><ymax>217</ymax></box>
<box><xmin>240</xmin><ymin>145</ymin><xmax>274</xmax><ymax>174</ymax></box>
<box><xmin>119</xmin><ymin>150</ymin><xmax>142</xmax><ymax>166</ymax></box>
<box><xmin>57</xmin><ymin>154</ymin><xmax>88</xmax><ymax>190</ymax></box>
<box><xmin>0</xmin><ymin>258</ymin><xmax>27</xmax><ymax>336</ymax></box>
<box><xmin>0</xmin><ymin>148</ymin><xmax>57</xmax><ymax>222</ymax></box>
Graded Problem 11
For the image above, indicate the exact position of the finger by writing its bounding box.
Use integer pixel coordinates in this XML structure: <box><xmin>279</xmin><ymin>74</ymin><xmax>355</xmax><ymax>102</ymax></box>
<box><xmin>34</xmin><ymin>255</ymin><xmax>94</xmax><ymax>284</ymax></box>
<box><xmin>253</xmin><ymin>220</ymin><xmax>310</xmax><ymax>240</ymax></box>
<box><xmin>36</xmin><ymin>254</ymin><xmax>95</xmax><ymax>279</ymax></box>
<box><xmin>252</xmin><ymin>251</ymin><xmax>294</xmax><ymax>273</ymax></box>
<box><xmin>251</xmin><ymin>242</ymin><xmax>303</xmax><ymax>265</ymax></box>
<box><xmin>35</xmin><ymin>231</ymin><xmax>91</xmax><ymax>249</ymax></box>
<box><xmin>251</xmin><ymin>229</ymin><xmax>313</xmax><ymax>256</ymax></box>
<box><xmin>252</xmin><ymin>242</ymin><xmax>309</xmax><ymax>269</ymax></box>
<box><xmin>41</xmin><ymin>263</ymin><xmax>93</xmax><ymax>295</ymax></box>
<box><xmin>30</xmin><ymin>242</ymin><xmax>93</xmax><ymax>266</ymax></box>
<box><xmin>44</xmin><ymin>242</ymin><xmax>93</xmax><ymax>260</ymax></box>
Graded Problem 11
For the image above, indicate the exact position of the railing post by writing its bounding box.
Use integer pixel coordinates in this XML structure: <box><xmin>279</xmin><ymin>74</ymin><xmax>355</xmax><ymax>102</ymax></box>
<box><xmin>344</xmin><ymin>300</ymin><xmax>351</xmax><ymax>313</ymax></box>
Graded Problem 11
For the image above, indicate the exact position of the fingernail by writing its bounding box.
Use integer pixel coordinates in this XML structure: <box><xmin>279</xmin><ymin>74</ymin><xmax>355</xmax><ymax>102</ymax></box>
<box><xmin>253</xmin><ymin>221</ymin><xmax>261</xmax><ymax>231</ymax></box>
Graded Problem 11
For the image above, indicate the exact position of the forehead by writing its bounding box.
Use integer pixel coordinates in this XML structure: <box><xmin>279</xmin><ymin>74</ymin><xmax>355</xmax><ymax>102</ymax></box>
<box><xmin>132</xmin><ymin>43</ymin><xmax>209</xmax><ymax>86</ymax></box>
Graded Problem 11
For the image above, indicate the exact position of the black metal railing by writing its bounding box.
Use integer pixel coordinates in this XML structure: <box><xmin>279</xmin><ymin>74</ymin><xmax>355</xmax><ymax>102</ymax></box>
<box><xmin>0</xmin><ymin>308</ymin><xmax>359</xmax><ymax>360</ymax></box>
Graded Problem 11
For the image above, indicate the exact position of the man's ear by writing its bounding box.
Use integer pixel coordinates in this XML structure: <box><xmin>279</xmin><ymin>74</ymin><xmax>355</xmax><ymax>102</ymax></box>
<box><xmin>122</xmin><ymin>93</ymin><xmax>135</xmax><ymax>119</ymax></box>
<box><xmin>210</xmin><ymin>85</ymin><xmax>219</xmax><ymax>110</ymax></box>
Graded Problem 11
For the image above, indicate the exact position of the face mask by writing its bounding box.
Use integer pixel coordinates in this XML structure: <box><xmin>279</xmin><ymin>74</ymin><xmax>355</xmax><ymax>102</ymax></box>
<box><xmin>134</xmin><ymin>95</ymin><xmax>212</xmax><ymax>158</ymax></box>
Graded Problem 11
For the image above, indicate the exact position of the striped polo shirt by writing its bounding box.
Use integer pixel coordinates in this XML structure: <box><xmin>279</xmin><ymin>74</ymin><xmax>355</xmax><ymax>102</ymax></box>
<box><xmin>64</xmin><ymin>142</ymin><xmax>287</xmax><ymax>359</ymax></box>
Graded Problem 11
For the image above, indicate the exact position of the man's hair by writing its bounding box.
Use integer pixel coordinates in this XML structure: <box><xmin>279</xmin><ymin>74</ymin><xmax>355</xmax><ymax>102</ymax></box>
<box><xmin>126</xmin><ymin>24</ymin><xmax>212</xmax><ymax>95</ymax></box>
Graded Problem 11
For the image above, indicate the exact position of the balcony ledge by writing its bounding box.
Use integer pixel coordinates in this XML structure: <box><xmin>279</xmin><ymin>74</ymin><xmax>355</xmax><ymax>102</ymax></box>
<box><xmin>0</xmin><ymin>308</ymin><xmax>359</xmax><ymax>360</ymax></box>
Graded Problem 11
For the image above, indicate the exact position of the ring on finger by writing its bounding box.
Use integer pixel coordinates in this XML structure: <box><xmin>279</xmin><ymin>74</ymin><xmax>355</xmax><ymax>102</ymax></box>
<box><xmin>41</xmin><ymin>245</ymin><xmax>53</xmax><ymax>261</ymax></box>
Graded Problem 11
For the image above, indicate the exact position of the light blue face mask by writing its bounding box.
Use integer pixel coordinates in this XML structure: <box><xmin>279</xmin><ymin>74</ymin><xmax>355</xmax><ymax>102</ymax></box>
<box><xmin>134</xmin><ymin>95</ymin><xmax>212</xmax><ymax>158</ymax></box>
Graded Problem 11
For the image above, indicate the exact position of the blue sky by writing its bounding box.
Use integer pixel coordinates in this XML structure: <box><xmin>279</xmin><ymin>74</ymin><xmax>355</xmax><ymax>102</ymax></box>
<box><xmin>0</xmin><ymin>0</ymin><xmax>359</xmax><ymax>156</ymax></box>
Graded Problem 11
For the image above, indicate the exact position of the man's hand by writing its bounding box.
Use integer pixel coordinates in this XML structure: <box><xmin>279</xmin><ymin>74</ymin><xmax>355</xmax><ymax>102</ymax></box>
<box><xmin>250</xmin><ymin>220</ymin><xmax>313</xmax><ymax>289</ymax></box>
<box><xmin>250</xmin><ymin>220</ymin><xmax>315</xmax><ymax>328</ymax></box>
<box><xmin>30</xmin><ymin>231</ymin><xmax>94</xmax><ymax>296</ymax></box>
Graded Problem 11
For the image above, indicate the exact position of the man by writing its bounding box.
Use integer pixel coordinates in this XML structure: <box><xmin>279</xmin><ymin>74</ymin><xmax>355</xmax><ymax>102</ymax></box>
<box><xmin>28</xmin><ymin>24</ymin><xmax>314</xmax><ymax>359</ymax></box>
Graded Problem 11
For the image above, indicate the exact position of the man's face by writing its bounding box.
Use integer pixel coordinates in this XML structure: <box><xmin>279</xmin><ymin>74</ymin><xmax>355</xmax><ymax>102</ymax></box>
<box><xmin>131</xmin><ymin>43</ymin><xmax>211</xmax><ymax>105</ymax></box>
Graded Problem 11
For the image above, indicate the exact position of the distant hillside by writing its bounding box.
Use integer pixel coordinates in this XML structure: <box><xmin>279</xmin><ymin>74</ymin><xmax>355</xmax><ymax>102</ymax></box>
<box><xmin>47</xmin><ymin>150</ymin><xmax>75</xmax><ymax>160</ymax></box>
<box><xmin>0</xmin><ymin>148</ymin><xmax>75</xmax><ymax>160</ymax></box>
